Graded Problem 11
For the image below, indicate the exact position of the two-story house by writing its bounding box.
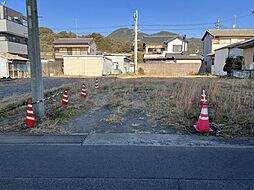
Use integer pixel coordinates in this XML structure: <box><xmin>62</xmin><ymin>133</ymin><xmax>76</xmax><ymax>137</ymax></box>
<box><xmin>202</xmin><ymin>29</ymin><xmax>254</xmax><ymax>73</ymax></box>
<box><xmin>0</xmin><ymin>5</ymin><xmax>28</xmax><ymax>78</ymax></box>
<box><xmin>143</xmin><ymin>35</ymin><xmax>188</xmax><ymax>59</ymax></box>
<box><xmin>53</xmin><ymin>38</ymin><xmax>97</xmax><ymax>73</ymax></box>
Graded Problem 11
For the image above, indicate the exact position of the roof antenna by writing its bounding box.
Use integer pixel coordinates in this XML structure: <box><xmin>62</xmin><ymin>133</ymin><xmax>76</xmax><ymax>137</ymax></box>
<box><xmin>215</xmin><ymin>18</ymin><xmax>221</xmax><ymax>30</ymax></box>
<box><xmin>1</xmin><ymin>0</ymin><xmax>6</xmax><ymax>6</ymax></box>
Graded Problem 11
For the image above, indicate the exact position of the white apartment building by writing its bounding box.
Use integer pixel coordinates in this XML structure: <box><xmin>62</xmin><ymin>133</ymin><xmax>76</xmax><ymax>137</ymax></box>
<box><xmin>0</xmin><ymin>5</ymin><xmax>28</xmax><ymax>78</ymax></box>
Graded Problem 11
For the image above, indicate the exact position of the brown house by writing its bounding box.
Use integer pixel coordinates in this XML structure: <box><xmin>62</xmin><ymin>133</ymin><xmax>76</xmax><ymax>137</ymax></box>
<box><xmin>53</xmin><ymin>38</ymin><xmax>97</xmax><ymax>73</ymax></box>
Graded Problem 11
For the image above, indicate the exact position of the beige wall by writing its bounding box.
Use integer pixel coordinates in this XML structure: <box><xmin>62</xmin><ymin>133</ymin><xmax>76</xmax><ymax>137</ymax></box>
<box><xmin>139</xmin><ymin>62</ymin><xmax>202</xmax><ymax>75</ymax></box>
<box><xmin>63</xmin><ymin>56</ymin><xmax>104</xmax><ymax>76</ymax></box>
<box><xmin>243</xmin><ymin>47</ymin><xmax>254</xmax><ymax>70</ymax></box>
<box><xmin>212</xmin><ymin>37</ymin><xmax>250</xmax><ymax>52</ymax></box>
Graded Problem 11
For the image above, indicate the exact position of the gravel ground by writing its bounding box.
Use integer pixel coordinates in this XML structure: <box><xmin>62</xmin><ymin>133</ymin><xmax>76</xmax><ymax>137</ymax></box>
<box><xmin>65</xmin><ymin>106</ymin><xmax>177</xmax><ymax>134</ymax></box>
<box><xmin>0</xmin><ymin>78</ymin><xmax>81</xmax><ymax>100</ymax></box>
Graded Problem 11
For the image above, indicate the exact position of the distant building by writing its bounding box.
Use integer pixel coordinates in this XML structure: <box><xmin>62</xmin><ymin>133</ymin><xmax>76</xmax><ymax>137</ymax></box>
<box><xmin>140</xmin><ymin>53</ymin><xmax>203</xmax><ymax>75</ymax></box>
<box><xmin>202</xmin><ymin>29</ymin><xmax>254</xmax><ymax>73</ymax></box>
<box><xmin>0</xmin><ymin>52</ymin><xmax>28</xmax><ymax>78</ymax></box>
<box><xmin>143</xmin><ymin>35</ymin><xmax>188</xmax><ymax>57</ymax></box>
<box><xmin>105</xmin><ymin>54</ymin><xmax>134</xmax><ymax>74</ymax></box>
<box><xmin>0</xmin><ymin>5</ymin><xmax>28</xmax><ymax>78</ymax></box>
<box><xmin>53</xmin><ymin>38</ymin><xmax>97</xmax><ymax>73</ymax></box>
<box><xmin>63</xmin><ymin>55</ymin><xmax>112</xmax><ymax>76</ymax></box>
<box><xmin>0</xmin><ymin>6</ymin><xmax>28</xmax><ymax>57</ymax></box>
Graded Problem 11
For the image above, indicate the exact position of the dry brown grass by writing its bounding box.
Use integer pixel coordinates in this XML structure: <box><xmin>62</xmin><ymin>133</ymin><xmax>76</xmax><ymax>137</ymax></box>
<box><xmin>0</xmin><ymin>77</ymin><xmax>253</xmax><ymax>137</ymax></box>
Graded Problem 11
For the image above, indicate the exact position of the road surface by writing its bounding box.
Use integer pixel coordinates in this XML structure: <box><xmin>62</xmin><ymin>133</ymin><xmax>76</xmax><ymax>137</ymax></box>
<box><xmin>0</xmin><ymin>135</ymin><xmax>253</xmax><ymax>190</ymax></box>
<box><xmin>0</xmin><ymin>78</ymin><xmax>81</xmax><ymax>100</ymax></box>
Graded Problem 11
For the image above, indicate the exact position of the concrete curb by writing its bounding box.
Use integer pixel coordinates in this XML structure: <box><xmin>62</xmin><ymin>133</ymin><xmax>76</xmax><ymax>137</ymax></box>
<box><xmin>82</xmin><ymin>133</ymin><xmax>254</xmax><ymax>148</ymax></box>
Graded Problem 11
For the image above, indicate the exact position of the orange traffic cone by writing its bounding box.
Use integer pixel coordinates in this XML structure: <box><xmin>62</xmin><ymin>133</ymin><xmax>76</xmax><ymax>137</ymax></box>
<box><xmin>81</xmin><ymin>83</ymin><xmax>87</xmax><ymax>98</ymax></box>
<box><xmin>95</xmin><ymin>78</ymin><xmax>99</xmax><ymax>89</ymax></box>
<box><xmin>62</xmin><ymin>89</ymin><xmax>69</xmax><ymax>106</ymax></box>
<box><xmin>194</xmin><ymin>90</ymin><xmax>213</xmax><ymax>133</ymax></box>
<box><xmin>25</xmin><ymin>99</ymin><xmax>36</xmax><ymax>128</ymax></box>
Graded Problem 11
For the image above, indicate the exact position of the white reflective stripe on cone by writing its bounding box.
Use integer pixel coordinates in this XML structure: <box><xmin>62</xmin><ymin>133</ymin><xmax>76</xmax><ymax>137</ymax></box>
<box><xmin>62</xmin><ymin>99</ymin><xmax>68</xmax><ymax>102</ymax></box>
<box><xmin>26</xmin><ymin>116</ymin><xmax>35</xmax><ymax>120</ymax></box>
<box><xmin>28</xmin><ymin>105</ymin><xmax>32</xmax><ymax>108</ymax></box>
<box><xmin>201</xmin><ymin>108</ymin><xmax>208</xmax><ymax>115</ymax></box>
<box><xmin>63</xmin><ymin>94</ymin><xmax>68</xmax><ymax>98</ymax></box>
<box><xmin>81</xmin><ymin>92</ymin><xmax>86</xmax><ymax>95</ymax></box>
<box><xmin>27</xmin><ymin>110</ymin><xmax>34</xmax><ymax>114</ymax></box>
<box><xmin>199</xmin><ymin>116</ymin><xmax>209</xmax><ymax>120</ymax></box>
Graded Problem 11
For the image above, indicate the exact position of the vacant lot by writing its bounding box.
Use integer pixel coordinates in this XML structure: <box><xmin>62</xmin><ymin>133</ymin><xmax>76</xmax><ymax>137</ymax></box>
<box><xmin>0</xmin><ymin>77</ymin><xmax>253</xmax><ymax>137</ymax></box>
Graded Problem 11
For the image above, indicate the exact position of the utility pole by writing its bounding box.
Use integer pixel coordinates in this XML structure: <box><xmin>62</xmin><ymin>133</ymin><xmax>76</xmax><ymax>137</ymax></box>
<box><xmin>26</xmin><ymin>0</ymin><xmax>45</xmax><ymax>119</ymax></box>
<box><xmin>134</xmin><ymin>10</ymin><xmax>138</xmax><ymax>74</ymax></box>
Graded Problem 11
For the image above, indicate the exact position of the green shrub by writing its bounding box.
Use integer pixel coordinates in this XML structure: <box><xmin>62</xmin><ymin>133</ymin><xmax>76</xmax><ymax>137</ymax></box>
<box><xmin>138</xmin><ymin>67</ymin><xmax>145</xmax><ymax>75</ymax></box>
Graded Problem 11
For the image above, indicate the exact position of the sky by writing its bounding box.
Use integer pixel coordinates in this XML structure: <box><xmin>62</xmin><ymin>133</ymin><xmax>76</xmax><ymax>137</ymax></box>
<box><xmin>5</xmin><ymin>0</ymin><xmax>254</xmax><ymax>38</ymax></box>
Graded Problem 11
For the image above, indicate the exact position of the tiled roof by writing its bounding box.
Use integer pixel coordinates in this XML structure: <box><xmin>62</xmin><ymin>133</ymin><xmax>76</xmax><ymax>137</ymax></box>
<box><xmin>143</xmin><ymin>53</ymin><xmax>203</xmax><ymax>60</ymax></box>
<box><xmin>53</xmin><ymin>38</ymin><xmax>94</xmax><ymax>45</ymax></box>
<box><xmin>0</xmin><ymin>52</ymin><xmax>28</xmax><ymax>61</ymax></box>
<box><xmin>143</xmin><ymin>35</ymin><xmax>179</xmax><ymax>44</ymax></box>
<box><xmin>202</xmin><ymin>29</ymin><xmax>254</xmax><ymax>41</ymax></box>
<box><xmin>165</xmin><ymin>53</ymin><xmax>203</xmax><ymax>60</ymax></box>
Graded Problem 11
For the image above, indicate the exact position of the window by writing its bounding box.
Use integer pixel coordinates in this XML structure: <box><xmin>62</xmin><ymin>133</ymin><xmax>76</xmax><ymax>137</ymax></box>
<box><xmin>67</xmin><ymin>48</ymin><xmax>72</xmax><ymax>55</ymax></box>
<box><xmin>220</xmin><ymin>39</ymin><xmax>231</xmax><ymax>45</ymax></box>
<box><xmin>173</xmin><ymin>45</ymin><xmax>182</xmax><ymax>52</ymax></box>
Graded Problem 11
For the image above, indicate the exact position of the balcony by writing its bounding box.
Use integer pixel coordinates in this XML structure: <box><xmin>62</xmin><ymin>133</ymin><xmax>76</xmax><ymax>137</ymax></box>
<box><xmin>0</xmin><ymin>41</ymin><xmax>27</xmax><ymax>55</ymax></box>
<box><xmin>0</xmin><ymin>19</ymin><xmax>28</xmax><ymax>38</ymax></box>
<box><xmin>54</xmin><ymin>51</ymin><xmax>89</xmax><ymax>59</ymax></box>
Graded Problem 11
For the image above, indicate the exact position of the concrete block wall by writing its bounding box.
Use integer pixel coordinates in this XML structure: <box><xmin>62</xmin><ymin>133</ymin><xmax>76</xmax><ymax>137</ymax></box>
<box><xmin>138</xmin><ymin>62</ymin><xmax>202</xmax><ymax>75</ymax></box>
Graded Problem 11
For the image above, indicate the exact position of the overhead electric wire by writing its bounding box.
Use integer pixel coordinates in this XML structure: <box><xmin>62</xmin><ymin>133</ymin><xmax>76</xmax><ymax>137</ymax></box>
<box><xmin>50</xmin><ymin>25</ymin><xmax>133</xmax><ymax>31</ymax></box>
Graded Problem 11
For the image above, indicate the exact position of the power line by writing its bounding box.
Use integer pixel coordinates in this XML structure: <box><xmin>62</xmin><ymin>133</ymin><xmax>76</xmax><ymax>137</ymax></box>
<box><xmin>49</xmin><ymin>25</ymin><xmax>133</xmax><ymax>30</ymax></box>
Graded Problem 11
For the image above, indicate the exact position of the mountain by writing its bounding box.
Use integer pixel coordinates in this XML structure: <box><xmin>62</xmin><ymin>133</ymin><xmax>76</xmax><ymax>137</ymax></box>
<box><xmin>108</xmin><ymin>28</ymin><xmax>203</xmax><ymax>54</ymax></box>
<box><xmin>150</xmin><ymin>31</ymin><xmax>177</xmax><ymax>36</ymax></box>
<box><xmin>39</xmin><ymin>27</ymin><xmax>132</xmax><ymax>55</ymax></box>
<box><xmin>108</xmin><ymin>28</ymin><xmax>148</xmax><ymax>43</ymax></box>
<box><xmin>187</xmin><ymin>38</ymin><xmax>203</xmax><ymax>54</ymax></box>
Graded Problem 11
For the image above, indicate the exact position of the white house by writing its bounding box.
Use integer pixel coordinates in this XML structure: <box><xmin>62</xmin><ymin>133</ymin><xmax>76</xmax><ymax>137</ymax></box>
<box><xmin>213</xmin><ymin>43</ymin><xmax>243</xmax><ymax>76</ymax></box>
<box><xmin>0</xmin><ymin>52</ymin><xmax>28</xmax><ymax>78</ymax></box>
<box><xmin>143</xmin><ymin>35</ymin><xmax>188</xmax><ymax>60</ymax></box>
<box><xmin>202</xmin><ymin>29</ymin><xmax>254</xmax><ymax>73</ymax></box>
<box><xmin>105</xmin><ymin>54</ymin><xmax>134</xmax><ymax>74</ymax></box>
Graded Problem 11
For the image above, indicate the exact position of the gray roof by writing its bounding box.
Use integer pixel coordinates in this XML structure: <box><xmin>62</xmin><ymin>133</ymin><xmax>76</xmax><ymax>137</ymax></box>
<box><xmin>143</xmin><ymin>35</ymin><xmax>181</xmax><ymax>44</ymax></box>
<box><xmin>53</xmin><ymin>38</ymin><xmax>94</xmax><ymax>45</ymax></box>
<box><xmin>237</xmin><ymin>38</ymin><xmax>254</xmax><ymax>49</ymax></box>
<box><xmin>202</xmin><ymin>29</ymin><xmax>254</xmax><ymax>41</ymax></box>
<box><xmin>143</xmin><ymin>53</ymin><xmax>203</xmax><ymax>60</ymax></box>
<box><xmin>165</xmin><ymin>53</ymin><xmax>203</xmax><ymax>60</ymax></box>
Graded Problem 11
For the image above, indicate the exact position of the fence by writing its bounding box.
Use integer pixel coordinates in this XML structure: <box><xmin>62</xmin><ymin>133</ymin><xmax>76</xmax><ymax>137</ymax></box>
<box><xmin>41</xmin><ymin>60</ymin><xmax>63</xmax><ymax>77</ymax></box>
<box><xmin>138</xmin><ymin>62</ymin><xmax>202</xmax><ymax>75</ymax></box>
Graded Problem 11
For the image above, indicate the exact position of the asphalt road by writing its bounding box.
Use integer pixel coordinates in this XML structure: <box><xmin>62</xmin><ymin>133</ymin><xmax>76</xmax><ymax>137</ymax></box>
<box><xmin>0</xmin><ymin>78</ymin><xmax>81</xmax><ymax>100</ymax></box>
<box><xmin>0</xmin><ymin>144</ymin><xmax>253</xmax><ymax>190</ymax></box>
